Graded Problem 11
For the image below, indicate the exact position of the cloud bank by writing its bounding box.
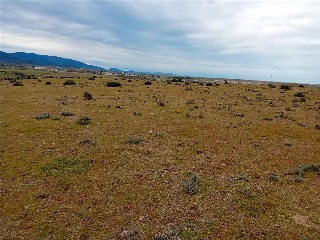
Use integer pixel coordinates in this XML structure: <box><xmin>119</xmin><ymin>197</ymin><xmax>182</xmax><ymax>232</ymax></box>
<box><xmin>1</xmin><ymin>0</ymin><xmax>319</xmax><ymax>83</ymax></box>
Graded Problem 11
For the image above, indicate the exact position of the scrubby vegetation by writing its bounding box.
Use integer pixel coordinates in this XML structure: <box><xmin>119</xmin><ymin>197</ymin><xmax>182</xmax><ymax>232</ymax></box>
<box><xmin>35</xmin><ymin>112</ymin><xmax>50</xmax><ymax>119</ymax></box>
<box><xmin>76</xmin><ymin>116</ymin><xmax>91</xmax><ymax>125</ymax></box>
<box><xmin>0</xmin><ymin>68</ymin><xmax>319</xmax><ymax>239</ymax></box>
<box><xmin>63</xmin><ymin>79</ymin><xmax>76</xmax><ymax>85</ymax></box>
<box><xmin>106</xmin><ymin>81</ymin><xmax>122</xmax><ymax>87</ymax></box>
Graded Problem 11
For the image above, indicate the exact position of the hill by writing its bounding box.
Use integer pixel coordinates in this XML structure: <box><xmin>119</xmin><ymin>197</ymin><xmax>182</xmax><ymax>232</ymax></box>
<box><xmin>0</xmin><ymin>51</ymin><xmax>105</xmax><ymax>70</ymax></box>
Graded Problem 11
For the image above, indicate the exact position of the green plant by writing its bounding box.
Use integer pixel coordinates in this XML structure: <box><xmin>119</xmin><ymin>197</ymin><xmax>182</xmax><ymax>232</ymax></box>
<box><xmin>268</xmin><ymin>173</ymin><xmax>280</xmax><ymax>182</ymax></box>
<box><xmin>288</xmin><ymin>164</ymin><xmax>320</xmax><ymax>177</ymax></box>
<box><xmin>12</xmin><ymin>81</ymin><xmax>24</xmax><ymax>86</ymax></box>
<box><xmin>294</xmin><ymin>92</ymin><xmax>305</xmax><ymax>97</ymax></box>
<box><xmin>144</xmin><ymin>80</ymin><xmax>152</xmax><ymax>85</ymax></box>
<box><xmin>153</xmin><ymin>94</ymin><xmax>166</xmax><ymax>107</ymax></box>
<box><xmin>35</xmin><ymin>112</ymin><xmax>50</xmax><ymax>119</ymax></box>
<box><xmin>77</xmin><ymin>116</ymin><xmax>91</xmax><ymax>125</ymax></box>
<box><xmin>106</xmin><ymin>81</ymin><xmax>122</xmax><ymax>87</ymax></box>
<box><xmin>280</xmin><ymin>85</ymin><xmax>291</xmax><ymax>90</ymax></box>
<box><xmin>183</xmin><ymin>172</ymin><xmax>200</xmax><ymax>195</ymax></box>
<box><xmin>63</xmin><ymin>79</ymin><xmax>76</xmax><ymax>85</ymax></box>
<box><xmin>125</xmin><ymin>137</ymin><xmax>142</xmax><ymax>145</ymax></box>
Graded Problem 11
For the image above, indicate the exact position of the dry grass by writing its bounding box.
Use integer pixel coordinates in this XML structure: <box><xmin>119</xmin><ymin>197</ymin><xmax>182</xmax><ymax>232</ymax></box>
<box><xmin>0</xmin><ymin>69</ymin><xmax>320</xmax><ymax>239</ymax></box>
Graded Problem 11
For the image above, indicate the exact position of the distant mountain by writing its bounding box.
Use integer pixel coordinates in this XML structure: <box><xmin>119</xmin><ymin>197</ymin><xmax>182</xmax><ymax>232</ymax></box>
<box><xmin>0</xmin><ymin>51</ymin><xmax>176</xmax><ymax>76</ymax></box>
<box><xmin>0</xmin><ymin>51</ymin><xmax>32</xmax><ymax>65</ymax></box>
<box><xmin>0</xmin><ymin>51</ymin><xmax>105</xmax><ymax>70</ymax></box>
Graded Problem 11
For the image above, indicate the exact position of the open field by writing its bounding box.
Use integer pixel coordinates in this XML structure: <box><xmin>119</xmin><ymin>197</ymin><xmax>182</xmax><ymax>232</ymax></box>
<box><xmin>0</xmin><ymin>69</ymin><xmax>319</xmax><ymax>239</ymax></box>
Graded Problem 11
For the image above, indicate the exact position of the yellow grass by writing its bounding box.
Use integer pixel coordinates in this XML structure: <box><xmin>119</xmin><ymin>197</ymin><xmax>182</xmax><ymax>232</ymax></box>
<box><xmin>0</xmin><ymin>69</ymin><xmax>319</xmax><ymax>239</ymax></box>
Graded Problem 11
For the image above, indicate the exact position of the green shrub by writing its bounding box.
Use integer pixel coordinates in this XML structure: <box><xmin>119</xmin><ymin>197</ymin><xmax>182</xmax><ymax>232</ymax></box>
<box><xmin>294</xmin><ymin>92</ymin><xmax>305</xmax><ymax>97</ymax></box>
<box><xmin>12</xmin><ymin>82</ymin><xmax>24</xmax><ymax>86</ymax></box>
<box><xmin>63</xmin><ymin>79</ymin><xmax>76</xmax><ymax>85</ymax></box>
<box><xmin>83</xmin><ymin>91</ymin><xmax>93</xmax><ymax>100</ymax></box>
<box><xmin>77</xmin><ymin>116</ymin><xmax>91</xmax><ymax>125</ymax></box>
<box><xmin>35</xmin><ymin>112</ymin><xmax>50</xmax><ymax>119</ymax></box>
<box><xmin>268</xmin><ymin>173</ymin><xmax>280</xmax><ymax>182</ymax></box>
<box><xmin>106</xmin><ymin>81</ymin><xmax>122</xmax><ymax>87</ymax></box>
<box><xmin>125</xmin><ymin>137</ymin><xmax>142</xmax><ymax>145</ymax></box>
<box><xmin>280</xmin><ymin>85</ymin><xmax>291</xmax><ymax>90</ymax></box>
<box><xmin>144</xmin><ymin>80</ymin><xmax>152</xmax><ymax>85</ymax></box>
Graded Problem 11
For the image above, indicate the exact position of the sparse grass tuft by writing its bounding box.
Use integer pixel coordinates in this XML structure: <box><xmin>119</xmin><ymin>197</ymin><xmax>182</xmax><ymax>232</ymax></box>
<box><xmin>41</xmin><ymin>158</ymin><xmax>93</xmax><ymax>176</ymax></box>
<box><xmin>153</xmin><ymin>94</ymin><xmax>166</xmax><ymax>106</ymax></box>
<box><xmin>183</xmin><ymin>172</ymin><xmax>200</xmax><ymax>195</ymax></box>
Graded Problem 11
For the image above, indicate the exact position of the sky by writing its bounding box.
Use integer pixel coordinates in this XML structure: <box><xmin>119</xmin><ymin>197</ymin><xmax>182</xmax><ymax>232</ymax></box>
<box><xmin>1</xmin><ymin>0</ymin><xmax>320</xmax><ymax>84</ymax></box>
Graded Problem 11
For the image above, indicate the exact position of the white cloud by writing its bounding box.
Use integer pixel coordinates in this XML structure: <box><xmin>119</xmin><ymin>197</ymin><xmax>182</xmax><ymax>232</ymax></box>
<box><xmin>1</xmin><ymin>0</ymin><xmax>319</xmax><ymax>83</ymax></box>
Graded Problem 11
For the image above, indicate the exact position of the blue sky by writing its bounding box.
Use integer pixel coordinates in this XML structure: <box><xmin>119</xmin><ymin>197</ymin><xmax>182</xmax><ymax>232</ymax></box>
<box><xmin>1</xmin><ymin>0</ymin><xmax>319</xmax><ymax>84</ymax></box>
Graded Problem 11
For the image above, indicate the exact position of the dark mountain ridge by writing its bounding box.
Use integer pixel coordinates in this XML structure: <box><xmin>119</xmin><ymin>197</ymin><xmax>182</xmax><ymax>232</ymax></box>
<box><xmin>0</xmin><ymin>51</ymin><xmax>176</xmax><ymax>76</ymax></box>
<box><xmin>0</xmin><ymin>51</ymin><xmax>105</xmax><ymax>70</ymax></box>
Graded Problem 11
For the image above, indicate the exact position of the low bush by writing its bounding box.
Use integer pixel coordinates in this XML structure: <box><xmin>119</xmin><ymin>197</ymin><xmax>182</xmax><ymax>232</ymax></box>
<box><xmin>35</xmin><ymin>112</ymin><xmax>50</xmax><ymax>119</ymax></box>
<box><xmin>106</xmin><ymin>81</ymin><xmax>122</xmax><ymax>87</ymax></box>
<box><xmin>280</xmin><ymin>85</ymin><xmax>291</xmax><ymax>90</ymax></box>
<box><xmin>268</xmin><ymin>173</ymin><xmax>280</xmax><ymax>182</ymax></box>
<box><xmin>63</xmin><ymin>79</ymin><xmax>76</xmax><ymax>85</ymax></box>
<box><xmin>61</xmin><ymin>111</ymin><xmax>74</xmax><ymax>116</ymax></box>
<box><xmin>77</xmin><ymin>116</ymin><xmax>91</xmax><ymax>125</ymax></box>
<box><xmin>125</xmin><ymin>137</ymin><xmax>142</xmax><ymax>145</ymax></box>
<box><xmin>268</xmin><ymin>84</ymin><xmax>276</xmax><ymax>88</ymax></box>
<box><xmin>294</xmin><ymin>92</ymin><xmax>305</xmax><ymax>97</ymax></box>
<box><xmin>83</xmin><ymin>91</ymin><xmax>93</xmax><ymax>100</ymax></box>
<box><xmin>12</xmin><ymin>82</ymin><xmax>24</xmax><ymax>86</ymax></box>
<box><xmin>144</xmin><ymin>80</ymin><xmax>152</xmax><ymax>85</ymax></box>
